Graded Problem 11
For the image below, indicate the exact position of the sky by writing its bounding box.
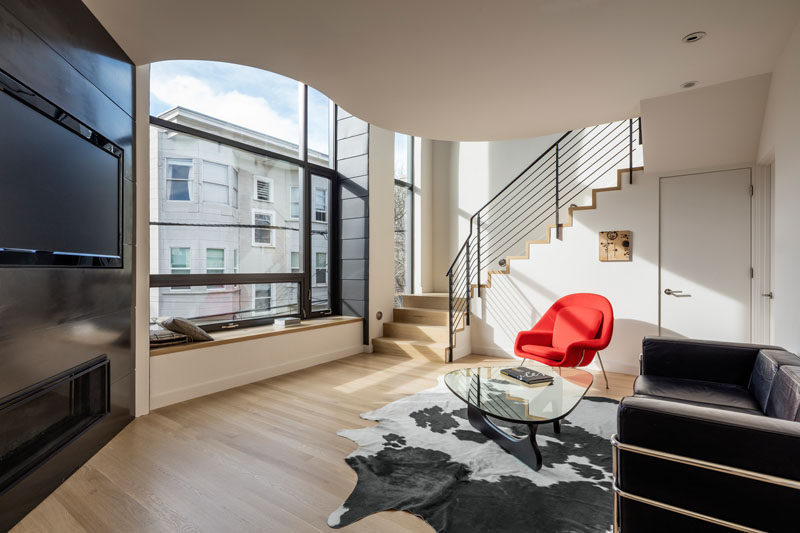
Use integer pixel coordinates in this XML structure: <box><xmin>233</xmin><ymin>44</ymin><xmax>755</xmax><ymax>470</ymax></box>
<box><xmin>150</xmin><ymin>60</ymin><xmax>331</xmax><ymax>154</ymax></box>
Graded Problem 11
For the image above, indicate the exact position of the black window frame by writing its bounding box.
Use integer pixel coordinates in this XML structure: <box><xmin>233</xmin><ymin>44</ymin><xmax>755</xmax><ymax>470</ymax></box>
<box><xmin>149</xmin><ymin>84</ymin><xmax>339</xmax><ymax>332</ymax></box>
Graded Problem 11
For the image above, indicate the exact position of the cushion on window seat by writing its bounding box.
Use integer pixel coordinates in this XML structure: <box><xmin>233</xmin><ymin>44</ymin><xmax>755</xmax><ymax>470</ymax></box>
<box><xmin>157</xmin><ymin>317</ymin><xmax>214</xmax><ymax>342</ymax></box>
<box><xmin>633</xmin><ymin>375</ymin><xmax>762</xmax><ymax>414</ymax></box>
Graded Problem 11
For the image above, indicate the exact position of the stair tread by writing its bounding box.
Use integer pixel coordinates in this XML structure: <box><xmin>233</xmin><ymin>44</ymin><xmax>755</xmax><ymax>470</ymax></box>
<box><xmin>385</xmin><ymin>321</ymin><xmax>447</xmax><ymax>328</ymax></box>
<box><xmin>397</xmin><ymin>292</ymin><xmax>449</xmax><ymax>298</ymax></box>
<box><xmin>394</xmin><ymin>306</ymin><xmax>448</xmax><ymax>313</ymax></box>
<box><xmin>373</xmin><ymin>337</ymin><xmax>447</xmax><ymax>347</ymax></box>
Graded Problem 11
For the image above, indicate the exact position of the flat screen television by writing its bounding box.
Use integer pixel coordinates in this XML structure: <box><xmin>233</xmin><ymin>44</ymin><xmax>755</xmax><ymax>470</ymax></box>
<box><xmin>0</xmin><ymin>85</ymin><xmax>122</xmax><ymax>267</ymax></box>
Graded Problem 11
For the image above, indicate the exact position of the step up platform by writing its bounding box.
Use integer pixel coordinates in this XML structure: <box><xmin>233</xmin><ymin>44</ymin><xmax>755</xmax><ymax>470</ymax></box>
<box><xmin>373</xmin><ymin>293</ymin><xmax>463</xmax><ymax>362</ymax></box>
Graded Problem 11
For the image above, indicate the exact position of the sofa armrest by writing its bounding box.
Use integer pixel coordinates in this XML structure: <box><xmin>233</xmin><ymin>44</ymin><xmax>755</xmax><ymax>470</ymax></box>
<box><xmin>641</xmin><ymin>336</ymin><xmax>784</xmax><ymax>386</ymax></box>
<box><xmin>618</xmin><ymin>396</ymin><xmax>800</xmax><ymax>481</ymax></box>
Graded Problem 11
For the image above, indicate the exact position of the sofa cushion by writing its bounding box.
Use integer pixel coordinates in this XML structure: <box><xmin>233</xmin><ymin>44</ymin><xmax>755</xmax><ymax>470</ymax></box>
<box><xmin>551</xmin><ymin>306</ymin><xmax>603</xmax><ymax>351</ymax></box>
<box><xmin>766</xmin><ymin>366</ymin><xmax>800</xmax><ymax>421</ymax></box>
<box><xmin>748</xmin><ymin>350</ymin><xmax>800</xmax><ymax>411</ymax></box>
<box><xmin>634</xmin><ymin>375</ymin><xmax>762</xmax><ymax>414</ymax></box>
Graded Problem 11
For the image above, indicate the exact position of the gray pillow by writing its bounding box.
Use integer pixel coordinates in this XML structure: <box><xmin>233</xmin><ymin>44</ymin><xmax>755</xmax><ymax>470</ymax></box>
<box><xmin>157</xmin><ymin>317</ymin><xmax>214</xmax><ymax>342</ymax></box>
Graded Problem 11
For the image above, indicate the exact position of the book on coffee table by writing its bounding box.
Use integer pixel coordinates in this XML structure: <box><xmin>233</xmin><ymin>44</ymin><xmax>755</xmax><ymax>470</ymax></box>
<box><xmin>500</xmin><ymin>366</ymin><xmax>554</xmax><ymax>385</ymax></box>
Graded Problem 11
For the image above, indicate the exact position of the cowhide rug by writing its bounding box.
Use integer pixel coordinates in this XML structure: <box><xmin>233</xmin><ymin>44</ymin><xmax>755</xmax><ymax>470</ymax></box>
<box><xmin>328</xmin><ymin>378</ymin><xmax>617</xmax><ymax>533</ymax></box>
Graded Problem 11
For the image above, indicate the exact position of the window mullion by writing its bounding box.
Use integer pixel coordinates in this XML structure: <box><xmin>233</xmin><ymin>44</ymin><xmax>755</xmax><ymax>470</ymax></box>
<box><xmin>302</xmin><ymin>166</ymin><xmax>312</xmax><ymax>318</ymax></box>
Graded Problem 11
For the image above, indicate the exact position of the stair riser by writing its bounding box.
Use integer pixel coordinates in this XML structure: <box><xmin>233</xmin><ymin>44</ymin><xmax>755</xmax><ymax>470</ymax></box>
<box><xmin>393</xmin><ymin>308</ymin><xmax>448</xmax><ymax>326</ymax></box>
<box><xmin>383</xmin><ymin>323</ymin><xmax>449</xmax><ymax>344</ymax></box>
<box><xmin>401</xmin><ymin>295</ymin><xmax>465</xmax><ymax>311</ymax></box>
<box><xmin>372</xmin><ymin>339</ymin><xmax>446</xmax><ymax>359</ymax></box>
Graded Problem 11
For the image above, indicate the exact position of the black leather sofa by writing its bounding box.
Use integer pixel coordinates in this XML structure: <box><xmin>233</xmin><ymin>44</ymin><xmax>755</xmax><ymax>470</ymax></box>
<box><xmin>614</xmin><ymin>336</ymin><xmax>800</xmax><ymax>532</ymax></box>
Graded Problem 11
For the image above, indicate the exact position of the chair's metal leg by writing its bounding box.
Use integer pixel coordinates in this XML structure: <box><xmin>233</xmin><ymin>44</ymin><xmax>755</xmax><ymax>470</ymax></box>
<box><xmin>557</xmin><ymin>367</ymin><xmax>562</xmax><ymax>376</ymax></box>
<box><xmin>596</xmin><ymin>352</ymin><xmax>609</xmax><ymax>389</ymax></box>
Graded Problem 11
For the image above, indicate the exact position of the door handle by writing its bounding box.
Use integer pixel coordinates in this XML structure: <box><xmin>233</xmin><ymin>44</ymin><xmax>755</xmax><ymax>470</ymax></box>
<box><xmin>664</xmin><ymin>288</ymin><xmax>691</xmax><ymax>297</ymax></box>
<box><xmin>762</xmin><ymin>292</ymin><xmax>774</xmax><ymax>299</ymax></box>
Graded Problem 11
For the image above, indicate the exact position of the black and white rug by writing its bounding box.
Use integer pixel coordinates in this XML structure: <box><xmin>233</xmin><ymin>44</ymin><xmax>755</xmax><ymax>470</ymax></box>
<box><xmin>328</xmin><ymin>378</ymin><xmax>617</xmax><ymax>532</ymax></box>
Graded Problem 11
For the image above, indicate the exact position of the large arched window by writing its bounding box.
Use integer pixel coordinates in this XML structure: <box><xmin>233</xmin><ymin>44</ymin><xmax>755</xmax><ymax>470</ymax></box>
<box><xmin>148</xmin><ymin>60</ymin><xmax>338</xmax><ymax>331</ymax></box>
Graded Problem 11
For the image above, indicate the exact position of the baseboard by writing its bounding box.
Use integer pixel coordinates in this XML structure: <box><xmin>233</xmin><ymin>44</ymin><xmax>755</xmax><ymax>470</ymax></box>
<box><xmin>151</xmin><ymin>344</ymin><xmax>365</xmax><ymax>409</ymax></box>
<box><xmin>471</xmin><ymin>345</ymin><xmax>639</xmax><ymax>375</ymax></box>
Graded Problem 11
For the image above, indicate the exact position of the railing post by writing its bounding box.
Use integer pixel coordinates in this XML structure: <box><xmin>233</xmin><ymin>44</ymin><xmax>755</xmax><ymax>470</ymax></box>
<box><xmin>447</xmin><ymin>271</ymin><xmax>453</xmax><ymax>363</ymax></box>
<box><xmin>629</xmin><ymin>118</ymin><xmax>634</xmax><ymax>185</ymax></box>
<box><xmin>465</xmin><ymin>241</ymin><xmax>471</xmax><ymax>326</ymax></box>
<box><xmin>638</xmin><ymin>117</ymin><xmax>642</xmax><ymax>146</ymax></box>
<box><xmin>555</xmin><ymin>142</ymin><xmax>561</xmax><ymax>240</ymax></box>
<box><xmin>476</xmin><ymin>213</ymin><xmax>481</xmax><ymax>298</ymax></box>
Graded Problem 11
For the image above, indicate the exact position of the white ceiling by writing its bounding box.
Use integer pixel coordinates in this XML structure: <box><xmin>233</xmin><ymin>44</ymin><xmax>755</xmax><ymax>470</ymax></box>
<box><xmin>82</xmin><ymin>0</ymin><xmax>800</xmax><ymax>141</ymax></box>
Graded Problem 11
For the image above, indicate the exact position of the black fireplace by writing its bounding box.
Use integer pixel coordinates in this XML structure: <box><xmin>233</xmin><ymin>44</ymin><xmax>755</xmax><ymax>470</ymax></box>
<box><xmin>0</xmin><ymin>356</ymin><xmax>110</xmax><ymax>494</ymax></box>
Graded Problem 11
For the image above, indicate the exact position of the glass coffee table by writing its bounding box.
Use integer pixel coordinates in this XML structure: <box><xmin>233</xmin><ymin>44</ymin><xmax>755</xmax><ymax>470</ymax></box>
<box><xmin>444</xmin><ymin>364</ymin><xmax>593</xmax><ymax>471</ymax></box>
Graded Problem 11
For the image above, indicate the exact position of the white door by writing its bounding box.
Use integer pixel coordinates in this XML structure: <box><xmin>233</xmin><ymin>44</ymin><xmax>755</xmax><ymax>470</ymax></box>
<box><xmin>660</xmin><ymin>169</ymin><xmax>751</xmax><ymax>342</ymax></box>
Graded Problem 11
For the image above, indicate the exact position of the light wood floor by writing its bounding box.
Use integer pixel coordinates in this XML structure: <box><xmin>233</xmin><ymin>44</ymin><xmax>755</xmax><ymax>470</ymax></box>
<box><xmin>13</xmin><ymin>353</ymin><xmax>635</xmax><ymax>533</ymax></box>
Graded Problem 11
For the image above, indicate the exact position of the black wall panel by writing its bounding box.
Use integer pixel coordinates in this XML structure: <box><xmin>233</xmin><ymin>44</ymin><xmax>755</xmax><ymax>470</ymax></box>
<box><xmin>0</xmin><ymin>0</ymin><xmax>135</xmax><ymax>528</ymax></box>
<box><xmin>0</xmin><ymin>3</ymin><xmax>134</xmax><ymax>180</ymax></box>
<box><xmin>336</xmin><ymin>109</ymin><xmax>369</xmax><ymax>344</ymax></box>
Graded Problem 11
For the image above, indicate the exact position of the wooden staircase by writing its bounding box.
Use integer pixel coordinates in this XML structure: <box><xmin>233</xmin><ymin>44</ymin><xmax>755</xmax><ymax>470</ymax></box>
<box><xmin>372</xmin><ymin>293</ymin><xmax>464</xmax><ymax>361</ymax></box>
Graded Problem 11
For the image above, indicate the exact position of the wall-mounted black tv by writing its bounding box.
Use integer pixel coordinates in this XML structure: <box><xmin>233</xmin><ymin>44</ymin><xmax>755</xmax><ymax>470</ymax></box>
<box><xmin>0</xmin><ymin>83</ymin><xmax>122</xmax><ymax>268</ymax></box>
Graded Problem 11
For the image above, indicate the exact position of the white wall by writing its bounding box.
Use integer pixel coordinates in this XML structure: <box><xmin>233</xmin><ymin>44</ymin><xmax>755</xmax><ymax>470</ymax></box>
<box><xmin>150</xmin><ymin>321</ymin><xmax>364</xmax><ymax>409</ymax></box>
<box><xmin>758</xmin><ymin>21</ymin><xmax>800</xmax><ymax>354</ymax></box>
<box><xmin>431</xmin><ymin>140</ymin><xmax>453</xmax><ymax>292</ymax></box>
<box><xmin>367</xmin><ymin>126</ymin><xmax>395</xmax><ymax>345</ymax></box>
<box><xmin>430</xmin><ymin>133</ymin><xmax>564</xmax><ymax>292</ymax></box>
<box><xmin>134</xmin><ymin>65</ymin><xmax>151</xmax><ymax>416</ymax></box>
<box><xmin>641</xmin><ymin>74</ymin><xmax>771</xmax><ymax>175</ymax></box>
<box><xmin>471</xmin><ymin>169</ymin><xmax>653</xmax><ymax>375</ymax></box>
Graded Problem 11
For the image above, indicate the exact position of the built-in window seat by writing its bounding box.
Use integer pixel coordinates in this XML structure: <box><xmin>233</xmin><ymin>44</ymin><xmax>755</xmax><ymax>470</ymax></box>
<box><xmin>149</xmin><ymin>316</ymin><xmax>364</xmax><ymax>409</ymax></box>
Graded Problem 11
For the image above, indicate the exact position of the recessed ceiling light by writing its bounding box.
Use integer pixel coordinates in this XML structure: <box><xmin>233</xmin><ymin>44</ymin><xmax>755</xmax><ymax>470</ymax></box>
<box><xmin>682</xmin><ymin>31</ymin><xmax>706</xmax><ymax>43</ymax></box>
<box><xmin>681</xmin><ymin>81</ymin><xmax>699</xmax><ymax>89</ymax></box>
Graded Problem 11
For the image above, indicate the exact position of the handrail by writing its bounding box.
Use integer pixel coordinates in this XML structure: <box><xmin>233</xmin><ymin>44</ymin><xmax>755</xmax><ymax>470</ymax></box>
<box><xmin>446</xmin><ymin>130</ymin><xmax>573</xmax><ymax>275</ymax></box>
<box><xmin>469</xmin><ymin>130</ymin><xmax>572</xmax><ymax>221</ymax></box>
<box><xmin>445</xmin><ymin>118</ymin><xmax>640</xmax><ymax>362</ymax></box>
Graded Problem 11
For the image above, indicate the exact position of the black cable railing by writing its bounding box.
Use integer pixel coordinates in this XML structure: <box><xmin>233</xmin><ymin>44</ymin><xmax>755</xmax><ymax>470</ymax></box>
<box><xmin>445</xmin><ymin>118</ymin><xmax>641</xmax><ymax>361</ymax></box>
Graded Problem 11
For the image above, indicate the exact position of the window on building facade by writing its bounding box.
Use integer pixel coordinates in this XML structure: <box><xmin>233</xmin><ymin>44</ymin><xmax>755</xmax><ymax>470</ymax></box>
<box><xmin>254</xmin><ymin>284</ymin><xmax>273</xmax><ymax>311</ymax></box>
<box><xmin>206</xmin><ymin>248</ymin><xmax>225</xmax><ymax>289</ymax></box>
<box><xmin>289</xmin><ymin>186</ymin><xmax>300</xmax><ymax>219</ymax></box>
<box><xmin>232</xmin><ymin>169</ymin><xmax>239</xmax><ymax>208</ymax></box>
<box><xmin>314</xmin><ymin>187</ymin><xmax>327</xmax><ymax>222</ymax></box>
<box><xmin>252</xmin><ymin>210</ymin><xmax>274</xmax><ymax>246</ymax></box>
<box><xmin>254</xmin><ymin>176</ymin><xmax>273</xmax><ymax>202</ymax></box>
<box><xmin>169</xmin><ymin>247</ymin><xmax>190</xmax><ymax>291</ymax></box>
<box><xmin>310</xmin><ymin>175</ymin><xmax>331</xmax><ymax>311</ymax></box>
<box><xmin>167</xmin><ymin>158</ymin><xmax>192</xmax><ymax>201</ymax></box>
<box><xmin>202</xmin><ymin>161</ymin><xmax>229</xmax><ymax>204</ymax></box>
<box><xmin>170</xmin><ymin>247</ymin><xmax>190</xmax><ymax>274</ymax></box>
<box><xmin>315</xmin><ymin>252</ymin><xmax>327</xmax><ymax>285</ymax></box>
<box><xmin>149</xmin><ymin>60</ymin><xmax>338</xmax><ymax>330</ymax></box>
<box><xmin>394</xmin><ymin>133</ymin><xmax>414</xmax><ymax>304</ymax></box>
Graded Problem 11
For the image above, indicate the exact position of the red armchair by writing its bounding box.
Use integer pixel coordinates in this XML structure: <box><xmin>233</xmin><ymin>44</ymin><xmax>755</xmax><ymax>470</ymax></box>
<box><xmin>514</xmin><ymin>293</ymin><xmax>614</xmax><ymax>388</ymax></box>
